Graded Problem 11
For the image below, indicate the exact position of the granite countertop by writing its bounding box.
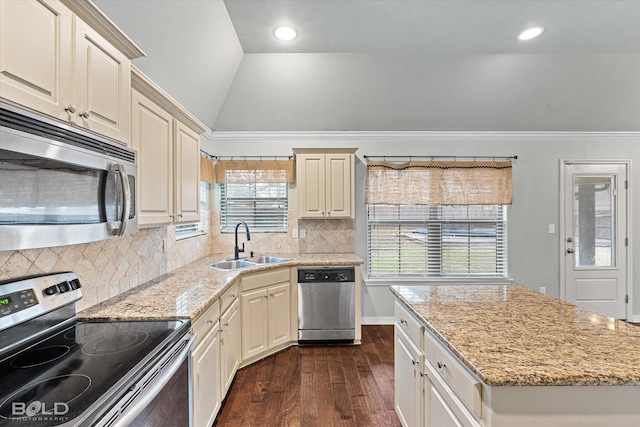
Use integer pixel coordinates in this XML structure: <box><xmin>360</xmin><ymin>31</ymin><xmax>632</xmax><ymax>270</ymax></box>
<box><xmin>78</xmin><ymin>253</ymin><xmax>363</xmax><ymax>322</ymax></box>
<box><xmin>391</xmin><ymin>284</ymin><xmax>640</xmax><ymax>387</ymax></box>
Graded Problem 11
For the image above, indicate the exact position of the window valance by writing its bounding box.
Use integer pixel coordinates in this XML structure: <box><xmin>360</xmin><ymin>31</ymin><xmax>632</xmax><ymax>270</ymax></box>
<box><xmin>200</xmin><ymin>155</ymin><xmax>215</xmax><ymax>183</ymax></box>
<box><xmin>365</xmin><ymin>160</ymin><xmax>513</xmax><ymax>205</ymax></box>
<box><xmin>215</xmin><ymin>159</ymin><xmax>295</xmax><ymax>184</ymax></box>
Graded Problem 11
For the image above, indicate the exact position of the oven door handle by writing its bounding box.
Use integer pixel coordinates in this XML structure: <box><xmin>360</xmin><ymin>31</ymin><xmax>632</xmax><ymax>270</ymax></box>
<box><xmin>113</xmin><ymin>333</ymin><xmax>196</xmax><ymax>427</ymax></box>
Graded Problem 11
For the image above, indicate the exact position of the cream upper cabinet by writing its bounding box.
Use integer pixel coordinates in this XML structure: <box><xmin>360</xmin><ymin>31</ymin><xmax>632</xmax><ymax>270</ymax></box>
<box><xmin>295</xmin><ymin>150</ymin><xmax>355</xmax><ymax>219</ymax></box>
<box><xmin>0</xmin><ymin>0</ymin><xmax>142</xmax><ymax>146</ymax></box>
<box><xmin>72</xmin><ymin>18</ymin><xmax>131</xmax><ymax>144</ymax></box>
<box><xmin>174</xmin><ymin>120</ymin><xmax>201</xmax><ymax>223</ymax></box>
<box><xmin>131</xmin><ymin>89</ymin><xmax>174</xmax><ymax>226</ymax></box>
<box><xmin>0</xmin><ymin>0</ymin><xmax>72</xmax><ymax>121</ymax></box>
<box><xmin>131</xmin><ymin>68</ymin><xmax>207</xmax><ymax>227</ymax></box>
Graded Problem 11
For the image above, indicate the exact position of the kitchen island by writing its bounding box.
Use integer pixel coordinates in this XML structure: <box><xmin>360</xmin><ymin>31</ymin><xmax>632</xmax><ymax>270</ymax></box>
<box><xmin>391</xmin><ymin>284</ymin><xmax>640</xmax><ymax>427</ymax></box>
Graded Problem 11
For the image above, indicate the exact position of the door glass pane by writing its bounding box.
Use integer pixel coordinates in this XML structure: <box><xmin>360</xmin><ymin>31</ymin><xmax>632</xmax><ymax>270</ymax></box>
<box><xmin>574</xmin><ymin>176</ymin><xmax>614</xmax><ymax>268</ymax></box>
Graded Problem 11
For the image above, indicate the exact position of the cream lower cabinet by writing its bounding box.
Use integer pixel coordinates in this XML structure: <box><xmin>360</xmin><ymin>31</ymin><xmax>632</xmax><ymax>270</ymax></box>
<box><xmin>131</xmin><ymin>69</ymin><xmax>206</xmax><ymax>227</ymax></box>
<box><xmin>295</xmin><ymin>150</ymin><xmax>355</xmax><ymax>219</ymax></box>
<box><xmin>192</xmin><ymin>300</ymin><xmax>221</xmax><ymax>427</ymax></box>
<box><xmin>0</xmin><ymin>0</ymin><xmax>140</xmax><ymax>146</ymax></box>
<box><xmin>220</xmin><ymin>298</ymin><xmax>240</xmax><ymax>398</ymax></box>
<box><xmin>395</xmin><ymin>325</ymin><xmax>424</xmax><ymax>427</ymax></box>
<box><xmin>240</xmin><ymin>268</ymin><xmax>291</xmax><ymax>363</ymax></box>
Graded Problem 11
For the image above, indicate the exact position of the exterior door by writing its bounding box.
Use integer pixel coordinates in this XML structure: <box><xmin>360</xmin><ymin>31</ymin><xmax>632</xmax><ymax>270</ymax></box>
<box><xmin>561</xmin><ymin>161</ymin><xmax>629</xmax><ymax>319</ymax></box>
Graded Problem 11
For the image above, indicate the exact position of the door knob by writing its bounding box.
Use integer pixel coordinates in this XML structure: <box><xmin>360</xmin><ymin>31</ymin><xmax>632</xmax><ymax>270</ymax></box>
<box><xmin>567</xmin><ymin>248</ymin><xmax>575</xmax><ymax>254</ymax></box>
<box><xmin>567</xmin><ymin>237</ymin><xmax>573</xmax><ymax>243</ymax></box>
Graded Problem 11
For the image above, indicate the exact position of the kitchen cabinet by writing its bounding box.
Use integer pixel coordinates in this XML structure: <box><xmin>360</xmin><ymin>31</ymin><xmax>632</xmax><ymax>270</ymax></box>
<box><xmin>0</xmin><ymin>0</ymin><xmax>142</xmax><ymax>146</ymax></box>
<box><xmin>295</xmin><ymin>150</ymin><xmax>356</xmax><ymax>219</ymax></box>
<box><xmin>240</xmin><ymin>268</ymin><xmax>292</xmax><ymax>363</ymax></box>
<box><xmin>220</xmin><ymin>286</ymin><xmax>240</xmax><ymax>399</ymax></box>
<box><xmin>394</xmin><ymin>301</ymin><xmax>425</xmax><ymax>427</ymax></box>
<box><xmin>192</xmin><ymin>300</ymin><xmax>221</xmax><ymax>427</ymax></box>
<box><xmin>131</xmin><ymin>68</ymin><xmax>207</xmax><ymax>227</ymax></box>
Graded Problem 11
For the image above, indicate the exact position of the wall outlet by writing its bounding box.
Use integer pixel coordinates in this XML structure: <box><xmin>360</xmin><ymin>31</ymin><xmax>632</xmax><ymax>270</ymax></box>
<box><xmin>162</xmin><ymin>238</ymin><xmax>169</xmax><ymax>253</ymax></box>
<box><xmin>292</xmin><ymin>228</ymin><xmax>298</xmax><ymax>239</ymax></box>
<box><xmin>539</xmin><ymin>286</ymin><xmax>546</xmax><ymax>295</ymax></box>
<box><xmin>300</xmin><ymin>229</ymin><xmax>306</xmax><ymax>239</ymax></box>
<box><xmin>548</xmin><ymin>224</ymin><xmax>556</xmax><ymax>234</ymax></box>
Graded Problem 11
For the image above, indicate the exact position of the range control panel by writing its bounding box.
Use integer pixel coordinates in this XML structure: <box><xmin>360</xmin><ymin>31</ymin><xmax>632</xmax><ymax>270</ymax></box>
<box><xmin>0</xmin><ymin>272</ymin><xmax>82</xmax><ymax>329</ymax></box>
<box><xmin>297</xmin><ymin>267</ymin><xmax>355</xmax><ymax>283</ymax></box>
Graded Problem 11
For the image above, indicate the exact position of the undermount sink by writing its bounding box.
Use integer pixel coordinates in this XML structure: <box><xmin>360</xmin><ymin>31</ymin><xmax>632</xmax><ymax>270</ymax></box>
<box><xmin>247</xmin><ymin>255</ymin><xmax>291</xmax><ymax>264</ymax></box>
<box><xmin>209</xmin><ymin>255</ymin><xmax>291</xmax><ymax>271</ymax></box>
<box><xmin>209</xmin><ymin>259</ymin><xmax>257</xmax><ymax>271</ymax></box>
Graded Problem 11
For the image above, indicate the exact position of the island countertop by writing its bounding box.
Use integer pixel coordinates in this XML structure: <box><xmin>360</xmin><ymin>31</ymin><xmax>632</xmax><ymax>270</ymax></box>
<box><xmin>391</xmin><ymin>284</ymin><xmax>640</xmax><ymax>387</ymax></box>
<box><xmin>78</xmin><ymin>253</ymin><xmax>362</xmax><ymax>322</ymax></box>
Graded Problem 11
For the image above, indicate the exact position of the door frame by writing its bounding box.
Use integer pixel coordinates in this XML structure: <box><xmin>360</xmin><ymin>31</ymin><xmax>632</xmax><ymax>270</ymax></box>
<box><xmin>559</xmin><ymin>159</ymin><xmax>632</xmax><ymax>321</ymax></box>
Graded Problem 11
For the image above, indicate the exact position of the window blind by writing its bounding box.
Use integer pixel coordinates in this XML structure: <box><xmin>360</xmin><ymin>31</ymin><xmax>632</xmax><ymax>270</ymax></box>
<box><xmin>368</xmin><ymin>205</ymin><xmax>507</xmax><ymax>278</ymax></box>
<box><xmin>220</xmin><ymin>181</ymin><xmax>288</xmax><ymax>232</ymax></box>
<box><xmin>175</xmin><ymin>182</ymin><xmax>208</xmax><ymax>238</ymax></box>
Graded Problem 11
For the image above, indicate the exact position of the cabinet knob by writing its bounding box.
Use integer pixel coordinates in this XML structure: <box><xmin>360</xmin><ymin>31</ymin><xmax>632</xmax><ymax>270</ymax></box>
<box><xmin>207</xmin><ymin>319</ymin><xmax>214</xmax><ymax>324</ymax></box>
<box><xmin>65</xmin><ymin>105</ymin><xmax>76</xmax><ymax>113</ymax></box>
<box><xmin>79</xmin><ymin>111</ymin><xmax>91</xmax><ymax>119</ymax></box>
<box><xmin>437</xmin><ymin>361</ymin><xmax>446</xmax><ymax>369</ymax></box>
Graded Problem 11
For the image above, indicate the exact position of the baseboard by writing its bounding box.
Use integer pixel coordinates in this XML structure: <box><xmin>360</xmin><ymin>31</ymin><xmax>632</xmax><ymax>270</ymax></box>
<box><xmin>631</xmin><ymin>315</ymin><xmax>640</xmax><ymax>323</ymax></box>
<box><xmin>361</xmin><ymin>316</ymin><xmax>395</xmax><ymax>325</ymax></box>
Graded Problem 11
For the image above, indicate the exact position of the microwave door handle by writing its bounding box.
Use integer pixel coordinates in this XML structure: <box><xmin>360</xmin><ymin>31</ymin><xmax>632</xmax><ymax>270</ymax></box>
<box><xmin>110</xmin><ymin>163</ymin><xmax>131</xmax><ymax>236</ymax></box>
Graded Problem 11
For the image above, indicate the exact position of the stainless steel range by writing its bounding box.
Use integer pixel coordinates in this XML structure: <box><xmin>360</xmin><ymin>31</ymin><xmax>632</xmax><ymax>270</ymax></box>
<box><xmin>0</xmin><ymin>272</ymin><xmax>194</xmax><ymax>426</ymax></box>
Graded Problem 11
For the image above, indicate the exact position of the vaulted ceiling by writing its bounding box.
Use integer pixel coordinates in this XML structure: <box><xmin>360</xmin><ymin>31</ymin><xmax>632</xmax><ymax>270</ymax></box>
<box><xmin>94</xmin><ymin>0</ymin><xmax>640</xmax><ymax>132</ymax></box>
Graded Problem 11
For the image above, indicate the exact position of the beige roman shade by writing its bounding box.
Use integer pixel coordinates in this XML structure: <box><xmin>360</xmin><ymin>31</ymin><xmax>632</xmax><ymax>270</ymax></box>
<box><xmin>365</xmin><ymin>160</ymin><xmax>513</xmax><ymax>205</ymax></box>
<box><xmin>214</xmin><ymin>159</ymin><xmax>295</xmax><ymax>184</ymax></box>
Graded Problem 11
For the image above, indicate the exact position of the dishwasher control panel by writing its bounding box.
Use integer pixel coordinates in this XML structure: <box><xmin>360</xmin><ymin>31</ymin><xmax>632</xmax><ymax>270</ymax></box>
<box><xmin>297</xmin><ymin>267</ymin><xmax>355</xmax><ymax>283</ymax></box>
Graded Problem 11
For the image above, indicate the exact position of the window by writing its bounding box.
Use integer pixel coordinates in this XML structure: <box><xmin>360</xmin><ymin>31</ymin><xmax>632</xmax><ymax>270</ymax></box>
<box><xmin>175</xmin><ymin>182</ymin><xmax>208</xmax><ymax>239</ymax></box>
<box><xmin>367</xmin><ymin>205</ymin><xmax>507</xmax><ymax>278</ymax></box>
<box><xmin>220</xmin><ymin>182</ymin><xmax>288</xmax><ymax>232</ymax></box>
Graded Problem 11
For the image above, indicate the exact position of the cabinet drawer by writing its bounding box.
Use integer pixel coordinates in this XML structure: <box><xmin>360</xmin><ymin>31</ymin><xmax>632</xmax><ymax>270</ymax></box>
<box><xmin>220</xmin><ymin>282</ymin><xmax>239</xmax><ymax>314</ymax></box>
<box><xmin>424</xmin><ymin>329</ymin><xmax>482</xmax><ymax>419</ymax></box>
<box><xmin>241</xmin><ymin>268</ymin><xmax>290</xmax><ymax>292</ymax></box>
<box><xmin>394</xmin><ymin>300</ymin><xmax>424</xmax><ymax>347</ymax></box>
<box><xmin>424</xmin><ymin>361</ymin><xmax>481</xmax><ymax>427</ymax></box>
<box><xmin>193</xmin><ymin>300</ymin><xmax>220</xmax><ymax>347</ymax></box>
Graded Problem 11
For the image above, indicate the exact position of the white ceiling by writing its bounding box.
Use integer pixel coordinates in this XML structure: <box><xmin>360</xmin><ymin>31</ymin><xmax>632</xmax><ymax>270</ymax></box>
<box><xmin>224</xmin><ymin>0</ymin><xmax>640</xmax><ymax>54</ymax></box>
<box><xmin>94</xmin><ymin>0</ymin><xmax>640</xmax><ymax>131</ymax></box>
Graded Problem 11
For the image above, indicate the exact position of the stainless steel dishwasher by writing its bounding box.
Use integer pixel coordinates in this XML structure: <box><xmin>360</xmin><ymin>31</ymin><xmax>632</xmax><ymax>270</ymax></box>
<box><xmin>297</xmin><ymin>266</ymin><xmax>355</xmax><ymax>342</ymax></box>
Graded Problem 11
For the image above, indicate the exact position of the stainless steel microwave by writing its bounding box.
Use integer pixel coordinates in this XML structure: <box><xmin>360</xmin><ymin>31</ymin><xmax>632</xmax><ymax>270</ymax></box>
<box><xmin>0</xmin><ymin>103</ymin><xmax>138</xmax><ymax>251</ymax></box>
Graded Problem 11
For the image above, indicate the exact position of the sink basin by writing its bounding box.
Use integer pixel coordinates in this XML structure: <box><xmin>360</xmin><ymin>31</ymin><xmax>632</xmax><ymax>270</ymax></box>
<box><xmin>247</xmin><ymin>255</ymin><xmax>291</xmax><ymax>264</ymax></box>
<box><xmin>209</xmin><ymin>259</ymin><xmax>256</xmax><ymax>270</ymax></box>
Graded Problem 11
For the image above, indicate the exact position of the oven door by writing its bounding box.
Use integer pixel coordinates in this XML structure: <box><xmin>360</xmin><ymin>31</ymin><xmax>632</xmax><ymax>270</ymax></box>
<box><xmin>96</xmin><ymin>333</ymin><xmax>195</xmax><ymax>427</ymax></box>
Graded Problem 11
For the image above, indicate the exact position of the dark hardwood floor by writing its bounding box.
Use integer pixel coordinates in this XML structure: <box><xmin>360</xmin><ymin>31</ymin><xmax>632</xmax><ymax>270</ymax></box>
<box><xmin>214</xmin><ymin>325</ymin><xmax>401</xmax><ymax>427</ymax></box>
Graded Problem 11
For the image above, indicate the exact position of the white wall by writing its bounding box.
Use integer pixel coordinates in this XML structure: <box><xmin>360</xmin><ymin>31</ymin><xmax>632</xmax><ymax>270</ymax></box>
<box><xmin>94</xmin><ymin>0</ymin><xmax>243</xmax><ymax>127</ymax></box>
<box><xmin>208</xmin><ymin>131</ymin><xmax>640</xmax><ymax>322</ymax></box>
<box><xmin>214</xmin><ymin>53</ymin><xmax>640</xmax><ymax>132</ymax></box>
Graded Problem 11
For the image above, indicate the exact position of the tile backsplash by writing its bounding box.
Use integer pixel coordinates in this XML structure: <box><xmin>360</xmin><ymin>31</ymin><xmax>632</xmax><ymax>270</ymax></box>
<box><xmin>0</xmin><ymin>209</ymin><xmax>354</xmax><ymax>311</ymax></box>
<box><xmin>0</xmin><ymin>224</ymin><xmax>211</xmax><ymax>311</ymax></box>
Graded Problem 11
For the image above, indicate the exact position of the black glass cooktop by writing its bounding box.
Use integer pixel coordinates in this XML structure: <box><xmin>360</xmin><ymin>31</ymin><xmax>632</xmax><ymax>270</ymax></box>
<box><xmin>0</xmin><ymin>319</ymin><xmax>187</xmax><ymax>426</ymax></box>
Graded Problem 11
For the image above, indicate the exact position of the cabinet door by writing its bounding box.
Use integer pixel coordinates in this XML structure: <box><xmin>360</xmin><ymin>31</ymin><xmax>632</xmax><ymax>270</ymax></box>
<box><xmin>220</xmin><ymin>299</ymin><xmax>240</xmax><ymax>398</ymax></box>
<box><xmin>425</xmin><ymin>375</ymin><xmax>463</xmax><ymax>427</ymax></box>
<box><xmin>131</xmin><ymin>90</ymin><xmax>174</xmax><ymax>226</ymax></box>
<box><xmin>74</xmin><ymin>18</ymin><xmax>131</xmax><ymax>145</ymax></box>
<box><xmin>0</xmin><ymin>0</ymin><xmax>72</xmax><ymax>120</ymax></box>
<box><xmin>268</xmin><ymin>282</ymin><xmax>291</xmax><ymax>349</ymax></box>
<box><xmin>241</xmin><ymin>288</ymin><xmax>269</xmax><ymax>361</ymax></box>
<box><xmin>325</xmin><ymin>153</ymin><xmax>352</xmax><ymax>218</ymax></box>
<box><xmin>192</xmin><ymin>322</ymin><xmax>221</xmax><ymax>427</ymax></box>
<box><xmin>174</xmin><ymin>120</ymin><xmax>201</xmax><ymax>223</ymax></box>
<box><xmin>395</xmin><ymin>325</ymin><xmax>423</xmax><ymax>427</ymax></box>
<box><xmin>297</xmin><ymin>153</ymin><xmax>326</xmax><ymax>218</ymax></box>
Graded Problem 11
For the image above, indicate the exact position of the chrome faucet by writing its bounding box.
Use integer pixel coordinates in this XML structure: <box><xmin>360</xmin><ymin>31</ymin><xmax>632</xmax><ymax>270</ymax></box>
<box><xmin>234</xmin><ymin>221</ymin><xmax>251</xmax><ymax>259</ymax></box>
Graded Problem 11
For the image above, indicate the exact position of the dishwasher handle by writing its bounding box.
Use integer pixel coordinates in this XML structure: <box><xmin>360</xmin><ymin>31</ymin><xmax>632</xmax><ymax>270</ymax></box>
<box><xmin>111</xmin><ymin>333</ymin><xmax>196</xmax><ymax>427</ymax></box>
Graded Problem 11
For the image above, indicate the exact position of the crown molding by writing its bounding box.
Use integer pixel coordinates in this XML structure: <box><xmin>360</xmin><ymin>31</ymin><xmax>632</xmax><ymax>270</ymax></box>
<box><xmin>209</xmin><ymin>130</ymin><xmax>640</xmax><ymax>143</ymax></box>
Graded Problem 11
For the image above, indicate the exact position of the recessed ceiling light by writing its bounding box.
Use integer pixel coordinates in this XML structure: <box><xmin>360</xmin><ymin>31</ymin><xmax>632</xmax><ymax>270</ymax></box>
<box><xmin>517</xmin><ymin>26</ymin><xmax>545</xmax><ymax>41</ymax></box>
<box><xmin>274</xmin><ymin>26</ymin><xmax>297</xmax><ymax>41</ymax></box>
